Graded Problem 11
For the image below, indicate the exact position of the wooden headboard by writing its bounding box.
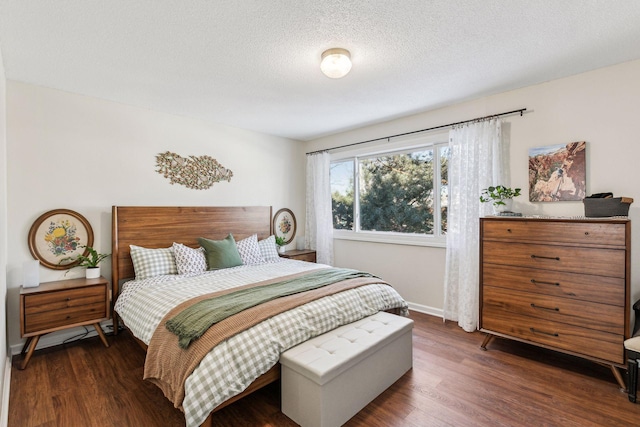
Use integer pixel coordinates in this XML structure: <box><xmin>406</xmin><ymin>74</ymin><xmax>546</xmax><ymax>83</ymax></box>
<box><xmin>111</xmin><ymin>205</ymin><xmax>272</xmax><ymax>308</ymax></box>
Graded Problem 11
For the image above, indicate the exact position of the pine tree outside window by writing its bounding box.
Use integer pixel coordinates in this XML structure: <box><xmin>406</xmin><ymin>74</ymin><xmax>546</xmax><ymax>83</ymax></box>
<box><xmin>330</xmin><ymin>135</ymin><xmax>449</xmax><ymax>247</ymax></box>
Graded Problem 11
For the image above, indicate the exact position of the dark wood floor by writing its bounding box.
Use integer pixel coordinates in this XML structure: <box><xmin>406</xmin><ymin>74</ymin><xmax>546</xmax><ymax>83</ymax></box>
<box><xmin>9</xmin><ymin>311</ymin><xmax>640</xmax><ymax>426</ymax></box>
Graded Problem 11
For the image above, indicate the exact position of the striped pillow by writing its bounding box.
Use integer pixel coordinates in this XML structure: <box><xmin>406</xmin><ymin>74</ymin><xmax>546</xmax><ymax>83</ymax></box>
<box><xmin>129</xmin><ymin>245</ymin><xmax>177</xmax><ymax>280</ymax></box>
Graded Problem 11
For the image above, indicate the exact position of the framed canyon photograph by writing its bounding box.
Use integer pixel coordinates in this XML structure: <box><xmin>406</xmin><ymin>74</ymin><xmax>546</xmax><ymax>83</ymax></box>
<box><xmin>528</xmin><ymin>141</ymin><xmax>586</xmax><ymax>202</ymax></box>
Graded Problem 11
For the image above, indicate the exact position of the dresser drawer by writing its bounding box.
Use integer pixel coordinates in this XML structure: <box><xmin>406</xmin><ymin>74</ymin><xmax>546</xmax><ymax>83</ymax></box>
<box><xmin>482</xmin><ymin>220</ymin><xmax>627</xmax><ymax>247</ymax></box>
<box><xmin>24</xmin><ymin>302</ymin><xmax>107</xmax><ymax>334</ymax></box>
<box><xmin>483</xmin><ymin>264</ymin><xmax>625</xmax><ymax>306</ymax></box>
<box><xmin>481</xmin><ymin>305</ymin><xmax>624</xmax><ymax>364</ymax></box>
<box><xmin>482</xmin><ymin>241</ymin><xmax>625</xmax><ymax>278</ymax></box>
<box><xmin>483</xmin><ymin>286</ymin><xmax>624</xmax><ymax>335</ymax></box>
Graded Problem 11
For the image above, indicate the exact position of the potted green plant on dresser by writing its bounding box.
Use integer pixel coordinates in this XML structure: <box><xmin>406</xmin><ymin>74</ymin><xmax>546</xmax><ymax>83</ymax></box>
<box><xmin>480</xmin><ymin>185</ymin><xmax>522</xmax><ymax>214</ymax></box>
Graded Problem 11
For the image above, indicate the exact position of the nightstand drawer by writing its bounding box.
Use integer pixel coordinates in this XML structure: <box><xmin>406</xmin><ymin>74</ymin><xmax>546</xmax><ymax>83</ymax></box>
<box><xmin>24</xmin><ymin>302</ymin><xmax>107</xmax><ymax>334</ymax></box>
<box><xmin>290</xmin><ymin>253</ymin><xmax>316</xmax><ymax>262</ymax></box>
<box><xmin>24</xmin><ymin>286</ymin><xmax>105</xmax><ymax>314</ymax></box>
<box><xmin>279</xmin><ymin>250</ymin><xmax>317</xmax><ymax>263</ymax></box>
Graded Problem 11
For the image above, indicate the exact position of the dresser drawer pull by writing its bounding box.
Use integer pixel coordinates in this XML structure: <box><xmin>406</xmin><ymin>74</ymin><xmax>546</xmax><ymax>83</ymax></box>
<box><xmin>530</xmin><ymin>279</ymin><xmax>560</xmax><ymax>286</ymax></box>
<box><xmin>530</xmin><ymin>303</ymin><xmax>559</xmax><ymax>312</ymax></box>
<box><xmin>530</xmin><ymin>254</ymin><xmax>560</xmax><ymax>261</ymax></box>
<box><xmin>529</xmin><ymin>327</ymin><xmax>559</xmax><ymax>337</ymax></box>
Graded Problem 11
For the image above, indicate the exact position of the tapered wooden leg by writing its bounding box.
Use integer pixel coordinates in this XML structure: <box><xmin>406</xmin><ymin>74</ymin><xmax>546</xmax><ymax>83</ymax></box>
<box><xmin>20</xmin><ymin>337</ymin><xmax>33</xmax><ymax>355</ymax></box>
<box><xmin>93</xmin><ymin>324</ymin><xmax>110</xmax><ymax>348</ymax></box>
<box><xmin>480</xmin><ymin>333</ymin><xmax>493</xmax><ymax>350</ymax></box>
<box><xmin>611</xmin><ymin>365</ymin><xmax>626</xmax><ymax>392</ymax></box>
<box><xmin>19</xmin><ymin>335</ymin><xmax>40</xmax><ymax>370</ymax></box>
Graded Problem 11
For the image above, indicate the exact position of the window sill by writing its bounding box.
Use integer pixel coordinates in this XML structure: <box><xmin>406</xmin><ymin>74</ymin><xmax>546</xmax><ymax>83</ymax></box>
<box><xmin>333</xmin><ymin>230</ymin><xmax>446</xmax><ymax>248</ymax></box>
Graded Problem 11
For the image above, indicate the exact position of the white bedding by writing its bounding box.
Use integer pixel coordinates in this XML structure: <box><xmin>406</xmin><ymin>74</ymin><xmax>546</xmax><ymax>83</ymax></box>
<box><xmin>115</xmin><ymin>259</ymin><xmax>409</xmax><ymax>426</ymax></box>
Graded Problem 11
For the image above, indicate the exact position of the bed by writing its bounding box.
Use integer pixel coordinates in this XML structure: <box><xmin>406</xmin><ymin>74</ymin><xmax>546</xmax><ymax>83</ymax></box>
<box><xmin>111</xmin><ymin>206</ymin><xmax>409</xmax><ymax>427</ymax></box>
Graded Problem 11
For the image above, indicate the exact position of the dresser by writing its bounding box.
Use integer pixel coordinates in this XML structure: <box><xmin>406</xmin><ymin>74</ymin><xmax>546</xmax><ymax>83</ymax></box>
<box><xmin>19</xmin><ymin>276</ymin><xmax>110</xmax><ymax>369</ymax></box>
<box><xmin>479</xmin><ymin>217</ymin><xmax>630</xmax><ymax>388</ymax></box>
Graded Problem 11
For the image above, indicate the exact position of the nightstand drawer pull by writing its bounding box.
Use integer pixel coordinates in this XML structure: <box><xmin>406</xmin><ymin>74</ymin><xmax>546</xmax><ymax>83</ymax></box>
<box><xmin>530</xmin><ymin>303</ymin><xmax>559</xmax><ymax>312</ymax></box>
<box><xmin>530</xmin><ymin>279</ymin><xmax>560</xmax><ymax>286</ymax></box>
<box><xmin>530</xmin><ymin>327</ymin><xmax>559</xmax><ymax>337</ymax></box>
<box><xmin>530</xmin><ymin>254</ymin><xmax>560</xmax><ymax>261</ymax></box>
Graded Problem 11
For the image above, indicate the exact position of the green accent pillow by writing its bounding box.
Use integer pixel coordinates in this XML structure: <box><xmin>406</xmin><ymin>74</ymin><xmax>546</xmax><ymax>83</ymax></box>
<box><xmin>197</xmin><ymin>234</ymin><xmax>243</xmax><ymax>270</ymax></box>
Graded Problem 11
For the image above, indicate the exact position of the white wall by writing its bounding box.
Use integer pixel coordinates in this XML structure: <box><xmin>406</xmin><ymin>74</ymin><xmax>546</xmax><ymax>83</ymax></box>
<box><xmin>0</xmin><ymin>43</ymin><xmax>10</xmax><ymax>426</ymax></box>
<box><xmin>307</xmin><ymin>59</ymin><xmax>640</xmax><ymax>316</ymax></box>
<box><xmin>5</xmin><ymin>81</ymin><xmax>306</xmax><ymax>349</ymax></box>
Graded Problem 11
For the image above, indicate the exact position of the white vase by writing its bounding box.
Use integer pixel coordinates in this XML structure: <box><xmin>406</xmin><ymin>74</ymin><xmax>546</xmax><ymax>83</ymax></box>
<box><xmin>278</xmin><ymin>246</ymin><xmax>286</xmax><ymax>254</ymax></box>
<box><xmin>493</xmin><ymin>199</ymin><xmax>513</xmax><ymax>214</ymax></box>
<box><xmin>86</xmin><ymin>266</ymin><xmax>100</xmax><ymax>279</ymax></box>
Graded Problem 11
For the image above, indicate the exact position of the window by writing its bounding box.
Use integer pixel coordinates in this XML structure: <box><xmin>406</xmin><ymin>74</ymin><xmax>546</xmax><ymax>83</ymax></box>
<box><xmin>331</xmin><ymin>138</ymin><xmax>449</xmax><ymax>246</ymax></box>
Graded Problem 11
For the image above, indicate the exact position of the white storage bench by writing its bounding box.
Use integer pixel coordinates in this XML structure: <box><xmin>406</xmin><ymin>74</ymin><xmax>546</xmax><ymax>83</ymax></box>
<box><xmin>280</xmin><ymin>311</ymin><xmax>413</xmax><ymax>427</ymax></box>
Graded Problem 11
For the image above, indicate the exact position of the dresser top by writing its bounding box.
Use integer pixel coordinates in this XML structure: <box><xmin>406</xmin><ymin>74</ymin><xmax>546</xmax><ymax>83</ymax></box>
<box><xmin>482</xmin><ymin>216</ymin><xmax>630</xmax><ymax>224</ymax></box>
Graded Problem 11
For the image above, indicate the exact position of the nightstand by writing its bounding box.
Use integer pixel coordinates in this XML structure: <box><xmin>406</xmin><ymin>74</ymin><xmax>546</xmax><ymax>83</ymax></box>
<box><xmin>19</xmin><ymin>276</ymin><xmax>110</xmax><ymax>369</ymax></box>
<box><xmin>279</xmin><ymin>249</ymin><xmax>317</xmax><ymax>263</ymax></box>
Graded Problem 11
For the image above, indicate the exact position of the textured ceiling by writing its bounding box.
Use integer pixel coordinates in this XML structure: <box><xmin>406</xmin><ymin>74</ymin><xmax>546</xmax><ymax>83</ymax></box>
<box><xmin>1</xmin><ymin>1</ymin><xmax>640</xmax><ymax>141</ymax></box>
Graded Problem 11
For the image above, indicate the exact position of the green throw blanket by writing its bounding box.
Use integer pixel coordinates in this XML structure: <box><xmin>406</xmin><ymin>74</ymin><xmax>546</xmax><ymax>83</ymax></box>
<box><xmin>166</xmin><ymin>268</ymin><xmax>376</xmax><ymax>349</ymax></box>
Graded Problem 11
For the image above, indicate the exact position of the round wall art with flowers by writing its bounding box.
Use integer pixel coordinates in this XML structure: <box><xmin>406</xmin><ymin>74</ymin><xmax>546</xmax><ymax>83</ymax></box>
<box><xmin>28</xmin><ymin>209</ymin><xmax>94</xmax><ymax>270</ymax></box>
<box><xmin>273</xmin><ymin>208</ymin><xmax>297</xmax><ymax>246</ymax></box>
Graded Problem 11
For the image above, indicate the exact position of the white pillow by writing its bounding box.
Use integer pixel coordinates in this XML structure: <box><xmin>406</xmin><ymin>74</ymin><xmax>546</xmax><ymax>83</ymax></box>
<box><xmin>258</xmin><ymin>235</ymin><xmax>281</xmax><ymax>262</ymax></box>
<box><xmin>236</xmin><ymin>234</ymin><xmax>265</xmax><ymax>265</ymax></box>
<box><xmin>172</xmin><ymin>242</ymin><xmax>207</xmax><ymax>275</ymax></box>
<box><xmin>129</xmin><ymin>245</ymin><xmax>177</xmax><ymax>280</ymax></box>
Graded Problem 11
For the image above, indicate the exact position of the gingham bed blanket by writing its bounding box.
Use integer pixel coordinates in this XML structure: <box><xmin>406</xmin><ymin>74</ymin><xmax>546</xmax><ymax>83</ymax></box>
<box><xmin>115</xmin><ymin>260</ymin><xmax>409</xmax><ymax>427</ymax></box>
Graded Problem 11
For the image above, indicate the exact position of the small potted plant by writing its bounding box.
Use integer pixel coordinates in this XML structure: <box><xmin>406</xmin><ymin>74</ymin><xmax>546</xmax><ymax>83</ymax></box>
<box><xmin>275</xmin><ymin>236</ymin><xmax>286</xmax><ymax>253</ymax></box>
<box><xmin>480</xmin><ymin>185</ymin><xmax>522</xmax><ymax>214</ymax></box>
<box><xmin>60</xmin><ymin>245</ymin><xmax>110</xmax><ymax>279</ymax></box>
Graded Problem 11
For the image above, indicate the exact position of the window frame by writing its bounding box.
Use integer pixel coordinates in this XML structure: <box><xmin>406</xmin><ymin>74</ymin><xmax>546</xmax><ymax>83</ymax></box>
<box><xmin>330</xmin><ymin>131</ymin><xmax>449</xmax><ymax>248</ymax></box>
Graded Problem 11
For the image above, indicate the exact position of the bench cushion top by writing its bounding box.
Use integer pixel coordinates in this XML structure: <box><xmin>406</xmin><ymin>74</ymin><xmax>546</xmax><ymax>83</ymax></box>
<box><xmin>280</xmin><ymin>311</ymin><xmax>413</xmax><ymax>385</ymax></box>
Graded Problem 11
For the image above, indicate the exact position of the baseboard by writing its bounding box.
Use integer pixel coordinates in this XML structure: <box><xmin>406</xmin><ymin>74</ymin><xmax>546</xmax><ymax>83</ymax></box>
<box><xmin>407</xmin><ymin>302</ymin><xmax>443</xmax><ymax>318</ymax></box>
<box><xmin>1</xmin><ymin>356</ymin><xmax>10</xmax><ymax>427</ymax></box>
<box><xmin>10</xmin><ymin>320</ymin><xmax>114</xmax><ymax>356</ymax></box>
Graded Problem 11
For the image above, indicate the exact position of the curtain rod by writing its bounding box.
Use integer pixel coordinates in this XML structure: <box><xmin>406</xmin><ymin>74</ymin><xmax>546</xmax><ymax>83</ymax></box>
<box><xmin>306</xmin><ymin>108</ymin><xmax>527</xmax><ymax>155</ymax></box>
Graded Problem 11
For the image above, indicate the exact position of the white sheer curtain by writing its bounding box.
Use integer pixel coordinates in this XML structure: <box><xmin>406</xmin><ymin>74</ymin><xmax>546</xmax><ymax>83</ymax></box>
<box><xmin>305</xmin><ymin>152</ymin><xmax>334</xmax><ymax>265</ymax></box>
<box><xmin>444</xmin><ymin>118</ymin><xmax>506</xmax><ymax>332</ymax></box>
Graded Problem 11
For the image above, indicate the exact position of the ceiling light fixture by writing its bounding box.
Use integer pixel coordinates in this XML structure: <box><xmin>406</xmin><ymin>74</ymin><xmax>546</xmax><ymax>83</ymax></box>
<box><xmin>320</xmin><ymin>48</ymin><xmax>352</xmax><ymax>79</ymax></box>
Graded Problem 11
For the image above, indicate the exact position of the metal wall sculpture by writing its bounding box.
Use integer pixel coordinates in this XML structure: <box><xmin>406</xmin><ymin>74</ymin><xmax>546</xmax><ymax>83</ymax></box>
<box><xmin>155</xmin><ymin>151</ymin><xmax>233</xmax><ymax>190</ymax></box>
